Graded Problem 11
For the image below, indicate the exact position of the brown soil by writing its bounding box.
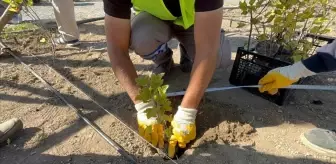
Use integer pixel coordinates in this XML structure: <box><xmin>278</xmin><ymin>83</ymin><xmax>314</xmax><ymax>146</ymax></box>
<box><xmin>192</xmin><ymin>99</ymin><xmax>256</xmax><ymax>148</ymax></box>
<box><xmin>1</xmin><ymin>10</ymin><xmax>336</xmax><ymax>164</ymax></box>
<box><xmin>2</xmin><ymin>30</ymin><xmax>53</xmax><ymax>54</ymax></box>
<box><xmin>193</xmin><ymin>121</ymin><xmax>255</xmax><ymax>147</ymax></box>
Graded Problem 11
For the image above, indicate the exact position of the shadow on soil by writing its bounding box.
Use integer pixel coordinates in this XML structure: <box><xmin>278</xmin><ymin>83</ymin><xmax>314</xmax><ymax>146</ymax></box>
<box><xmin>0</xmin><ymin>136</ymin><xmax>329</xmax><ymax>164</ymax></box>
<box><xmin>180</xmin><ymin>143</ymin><xmax>328</xmax><ymax>164</ymax></box>
<box><xmin>1</xmin><ymin>33</ymin><xmax>335</xmax><ymax>163</ymax></box>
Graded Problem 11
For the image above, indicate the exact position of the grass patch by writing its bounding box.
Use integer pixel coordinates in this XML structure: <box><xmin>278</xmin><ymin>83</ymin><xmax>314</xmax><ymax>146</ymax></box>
<box><xmin>4</xmin><ymin>22</ymin><xmax>39</xmax><ymax>33</ymax></box>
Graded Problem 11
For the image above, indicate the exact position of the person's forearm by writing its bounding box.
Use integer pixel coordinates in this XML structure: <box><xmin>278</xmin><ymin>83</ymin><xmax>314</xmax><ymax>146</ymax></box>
<box><xmin>105</xmin><ymin>16</ymin><xmax>139</xmax><ymax>103</ymax></box>
<box><xmin>107</xmin><ymin>47</ymin><xmax>139</xmax><ymax>103</ymax></box>
<box><xmin>181</xmin><ymin>9</ymin><xmax>223</xmax><ymax>109</ymax></box>
<box><xmin>181</xmin><ymin>49</ymin><xmax>218</xmax><ymax>109</ymax></box>
<box><xmin>302</xmin><ymin>40</ymin><xmax>336</xmax><ymax>73</ymax></box>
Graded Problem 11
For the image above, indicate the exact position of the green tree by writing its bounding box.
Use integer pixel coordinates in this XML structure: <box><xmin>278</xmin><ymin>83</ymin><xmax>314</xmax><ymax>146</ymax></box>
<box><xmin>238</xmin><ymin>0</ymin><xmax>336</xmax><ymax>61</ymax></box>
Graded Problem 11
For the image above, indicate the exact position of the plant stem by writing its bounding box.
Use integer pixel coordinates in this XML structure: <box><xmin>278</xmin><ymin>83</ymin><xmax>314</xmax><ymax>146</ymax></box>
<box><xmin>254</xmin><ymin>24</ymin><xmax>261</xmax><ymax>35</ymax></box>
<box><xmin>247</xmin><ymin>9</ymin><xmax>253</xmax><ymax>50</ymax></box>
<box><xmin>255</xmin><ymin>0</ymin><xmax>272</xmax><ymax>18</ymax></box>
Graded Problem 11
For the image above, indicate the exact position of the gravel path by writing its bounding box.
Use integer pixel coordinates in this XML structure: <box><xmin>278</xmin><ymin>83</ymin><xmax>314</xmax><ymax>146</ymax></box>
<box><xmin>22</xmin><ymin>1</ymin><xmax>105</xmax><ymax>22</ymax></box>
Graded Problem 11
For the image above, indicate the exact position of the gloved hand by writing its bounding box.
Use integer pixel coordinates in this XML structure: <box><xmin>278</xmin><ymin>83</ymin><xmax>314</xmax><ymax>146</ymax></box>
<box><xmin>135</xmin><ymin>102</ymin><xmax>164</xmax><ymax>148</ymax></box>
<box><xmin>168</xmin><ymin>106</ymin><xmax>197</xmax><ymax>158</ymax></box>
<box><xmin>259</xmin><ymin>61</ymin><xmax>315</xmax><ymax>95</ymax></box>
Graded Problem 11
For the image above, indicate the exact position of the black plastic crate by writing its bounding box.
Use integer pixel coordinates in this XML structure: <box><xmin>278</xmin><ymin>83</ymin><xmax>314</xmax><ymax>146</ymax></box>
<box><xmin>229</xmin><ymin>47</ymin><xmax>294</xmax><ymax>106</ymax></box>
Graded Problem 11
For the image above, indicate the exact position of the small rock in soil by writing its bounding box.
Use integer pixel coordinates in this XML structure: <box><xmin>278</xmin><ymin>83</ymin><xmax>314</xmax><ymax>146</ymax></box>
<box><xmin>93</xmin><ymin>71</ymin><xmax>102</xmax><ymax>76</ymax></box>
<box><xmin>30</xmin><ymin>151</ymin><xmax>36</xmax><ymax>156</ymax></box>
<box><xmin>311</xmin><ymin>100</ymin><xmax>323</xmax><ymax>105</ymax></box>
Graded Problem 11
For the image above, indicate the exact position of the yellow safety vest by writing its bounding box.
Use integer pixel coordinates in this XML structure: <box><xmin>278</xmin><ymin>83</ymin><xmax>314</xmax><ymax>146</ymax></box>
<box><xmin>131</xmin><ymin>0</ymin><xmax>195</xmax><ymax>29</ymax></box>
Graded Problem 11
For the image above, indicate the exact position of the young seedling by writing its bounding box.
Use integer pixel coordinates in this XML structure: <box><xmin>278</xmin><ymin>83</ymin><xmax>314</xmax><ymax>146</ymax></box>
<box><xmin>135</xmin><ymin>73</ymin><xmax>173</xmax><ymax>139</ymax></box>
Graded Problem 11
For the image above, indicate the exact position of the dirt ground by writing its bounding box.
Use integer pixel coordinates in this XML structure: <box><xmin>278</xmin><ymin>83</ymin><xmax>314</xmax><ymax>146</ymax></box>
<box><xmin>1</xmin><ymin>9</ymin><xmax>336</xmax><ymax>164</ymax></box>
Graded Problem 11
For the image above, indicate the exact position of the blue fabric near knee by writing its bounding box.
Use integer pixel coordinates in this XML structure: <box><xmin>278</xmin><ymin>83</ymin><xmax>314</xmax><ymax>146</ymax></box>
<box><xmin>142</xmin><ymin>43</ymin><xmax>168</xmax><ymax>60</ymax></box>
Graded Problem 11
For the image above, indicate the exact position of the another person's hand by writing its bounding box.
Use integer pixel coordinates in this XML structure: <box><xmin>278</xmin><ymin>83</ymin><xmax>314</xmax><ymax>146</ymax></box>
<box><xmin>168</xmin><ymin>106</ymin><xmax>197</xmax><ymax>158</ymax></box>
<box><xmin>135</xmin><ymin>102</ymin><xmax>164</xmax><ymax>148</ymax></box>
<box><xmin>259</xmin><ymin>61</ymin><xmax>315</xmax><ymax>95</ymax></box>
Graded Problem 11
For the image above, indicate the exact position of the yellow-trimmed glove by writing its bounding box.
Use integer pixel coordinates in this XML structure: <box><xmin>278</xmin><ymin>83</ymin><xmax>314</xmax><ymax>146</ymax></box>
<box><xmin>168</xmin><ymin>106</ymin><xmax>197</xmax><ymax>158</ymax></box>
<box><xmin>259</xmin><ymin>61</ymin><xmax>315</xmax><ymax>95</ymax></box>
<box><xmin>135</xmin><ymin>102</ymin><xmax>164</xmax><ymax>148</ymax></box>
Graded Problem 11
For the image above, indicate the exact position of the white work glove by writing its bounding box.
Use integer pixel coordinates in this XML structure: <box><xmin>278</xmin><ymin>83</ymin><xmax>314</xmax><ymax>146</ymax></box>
<box><xmin>259</xmin><ymin>61</ymin><xmax>316</xmax><ymax>94</ymax></box>
<box><xmin>168</xmin><ymin>106</ymin><xmax>197</xmax><ymax>158</ymax></box>
<box><xmin>135</xmin><ymin>102</ymin><xmax>164</xmax><ymax>148</ymax></box>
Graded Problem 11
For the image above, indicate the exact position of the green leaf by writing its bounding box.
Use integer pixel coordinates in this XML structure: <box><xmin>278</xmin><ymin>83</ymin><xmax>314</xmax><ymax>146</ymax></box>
<box><xmin>162</xmin><ymin>114</ymin><xmax>173</xmax><ymax>122</ymax></box>
<box><xmin>249</xmin><ymin>0</ymin><xmax>256</xmax><ymax>6</ymax></box>
<box><xmin>256</xmin><ymin>0</ymin><xmax>263</xmax><ymax>7</ymax></box>
<box><xmin>239</xmin><ymin>1</ymin><xmax>248</xmax><ymax>10</ymax></box>
<box><xmin>237</xmin><ymin>22</ymin><xmax>246</xmax><ymax>28</ymax></box>
<box><xmin>2</xmin><ymin>0</ymin><xmax>33</xmax><ymax>12</ymax></box>
<box><xmin>136</xmin><ymin>88</ymin><xmax>151</xmax><ymax>102</ymax></box>
<box><xmin>287</xmin><ymin>0</ymin><xmax>298</xmax><ymax>6</ymax></box>
<box><xmin>332</xmin><ymin>7</ymin><xmax>336</xmax><ymax>12</ymax></box>
<box><xmin>274</xmin><ymin>16</ymin><xmax>283</xmax><ymax>24</ymax></box>
<box><xmin>239</xmin><ymin>1</ymin><xmax>248</xmax><ymax>15</ymax></box>
<box><xmin>266</xmin><ymin>15</ymin><xmax>275</xmax><ymax>23</ymax></box>
<box><xmin>265</xmin><ymin>11</ymin><xmax>273</xmax><ymax>17</ymax></box>
<box><xmin>145</xmin><ymin>125</ymin><xmax>152</xmax><ymax>134</ymax></box>
<box><xmin>300</xmin><ymin>7</ymin><xmax>314</xmax><ymax>19</ymax></box>
<box><xmin>320</xmin><ymin>0</ymin><xmax>328</xmax><ymax>5</ymax></box>
<box><xmin>155</xmin><ymin>87</ymin><xmax>169</xmax><ymax>102</ymax></box>
<box><xmin>156</xmin><ymin>94</ymin><xmax>172</xmax><ymax>111</ymax></box>
<box><xmin>251</xmin><ymin>18</ymin><xmax>260</xmax><ymax>24</ymax></box>
<box><xmin>161</xmin><ymin>99</ymin><xmax>172</xmax><ymax>111</ymax></box>
<box><xmin>309</xmin><ymin>26</ymin><xmax>321</xmax><ymax>34</ymax></box>
<box><xmin>257</xmin><ymin>34</ymin><xmax>268</xmax><ymax>41</ymax></box>
<box><xmin>135</xmin><ymin>76</ymin><xmax>149</xmax><ymax>87</ymax></box>
<box><xmin>164</xmin><ymin>126</ymin><xmax>173</xmax><ymax>139</ymax></box>
<box><xmin>150</xmin><ymin>74</ymin><xmax>164</xmax><ymax>89</ymax></box>
<box><xmin>161</xmin><ymin>85</ymin><xmax>169</xmax><ymax>94</ymax></box>
<box><xmin>321</xmin><ymin>28</ymin><xmax>332</xmax><ymax>34</ymax></box>
<box><xmin>145</xmin><ymin>107</ymin><xmax>157</xmax><ymax>118</ymax></box>
<box><xmin>272</xmin><ymin>25</ymin><xmax>282</xmax><ymax>33</ymax></box>
<box><xmin>274</xmin><ymin>9</ymin><xmax>282</xmax><ymax>15</ymax></box>
<box><xmin>313</xmin><ymin>17</ymin><xmax>328</xmax><ymax>25</ymax></box>
<box><xmin>286</xmin><ymin>12</ymin><xmax>295</xmax><ymax>22</ymax></box>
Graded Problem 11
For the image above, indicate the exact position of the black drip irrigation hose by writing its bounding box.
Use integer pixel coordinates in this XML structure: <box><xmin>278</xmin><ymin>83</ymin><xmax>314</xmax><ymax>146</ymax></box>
<box><xmin>76</xmin><ymin>17</ymin><xmax>104</xmax><ymax>25</ymax></box>
<box><xmin>2</xmin><ymin>48</ymin><xmax>137</xmax><ymax>164</ymax></box>
<box><xmin>28</xmin><ymin>53</ymin><xmax>178</xmax><ymax>163</ymax></box>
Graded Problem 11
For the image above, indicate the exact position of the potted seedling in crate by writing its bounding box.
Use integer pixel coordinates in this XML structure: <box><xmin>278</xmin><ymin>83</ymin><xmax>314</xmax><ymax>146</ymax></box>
<box><xmin>230</xmin><ymin>0</ymin><xmax>336</xmax><ymax>105</ymax></box>
<box><xmin>238</xmin><ymin>0</ymin><xmax>336</xmax><ymax>61</ymax></box>
<box><xmin>135</xmin><ymin>73</ymin><xmax>174</xmax><ymax>147</ymax></box>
